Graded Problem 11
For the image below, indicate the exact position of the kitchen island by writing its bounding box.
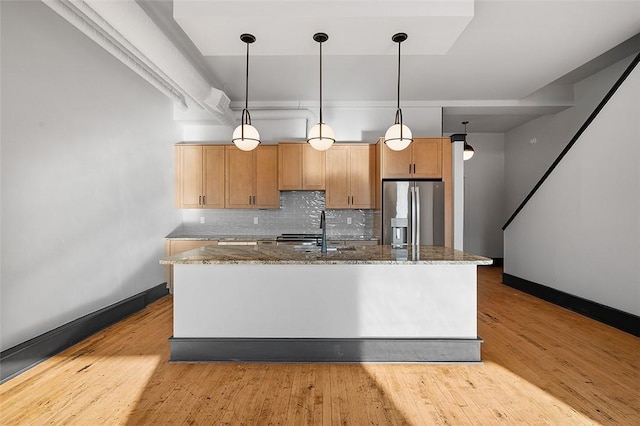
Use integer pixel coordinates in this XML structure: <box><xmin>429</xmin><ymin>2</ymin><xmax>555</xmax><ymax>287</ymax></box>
<box><xmin>160</xmin><ymin>245</ymin><xmax>492</xmax><ymax>363</ymax></box>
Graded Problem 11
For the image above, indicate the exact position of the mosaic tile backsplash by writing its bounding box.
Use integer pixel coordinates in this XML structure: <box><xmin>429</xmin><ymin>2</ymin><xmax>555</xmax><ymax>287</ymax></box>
<box><xmin>180</xmin><ymin>191</ymin><xmax>377</xmax><ymax>238</ymax></box>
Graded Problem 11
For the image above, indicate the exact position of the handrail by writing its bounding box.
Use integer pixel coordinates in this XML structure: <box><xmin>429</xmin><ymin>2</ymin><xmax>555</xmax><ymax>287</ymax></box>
<box><xmin>503</xmin><ymin>52</ymin><xmax>640</xmax><ymax>231</ymax></box>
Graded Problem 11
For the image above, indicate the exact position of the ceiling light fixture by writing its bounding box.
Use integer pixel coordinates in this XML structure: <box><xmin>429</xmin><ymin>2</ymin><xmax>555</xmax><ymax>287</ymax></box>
<box><xmin>384</xmin><ymin>32</ymin><xmax>412</xmax><ymax>152</ymax></box>
<box><xmin>307</xmin><ymin>32</ymin><xmax>335</xmax><ymax>151</ymax></box>
<box><xmin>232</xmin><ymin>33</ymin><xmax>260</xmax><ymax>151</ymax></box>
<box><xmin>450</xmin><ymin>121</ymin><xmax>475</xmax><ymax>160</ymax></box>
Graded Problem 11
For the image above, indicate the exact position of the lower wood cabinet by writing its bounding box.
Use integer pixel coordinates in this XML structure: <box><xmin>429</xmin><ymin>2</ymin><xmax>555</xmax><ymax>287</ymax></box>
<box><xmin>164</xmin><ymin>240</ymin><xmax>218</xmax><ymax>291</ymax></box>
<box><xmin>328</xmin><ymin>240</ymin><xmax>379</xmax><ymax>247</ymax></box>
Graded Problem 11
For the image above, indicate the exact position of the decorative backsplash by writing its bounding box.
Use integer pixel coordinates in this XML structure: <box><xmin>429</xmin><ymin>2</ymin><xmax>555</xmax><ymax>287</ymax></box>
<box><xmin>181</xmin><ymin>191</ymin><xmax>376</xmax><ymax>238</ymax></box>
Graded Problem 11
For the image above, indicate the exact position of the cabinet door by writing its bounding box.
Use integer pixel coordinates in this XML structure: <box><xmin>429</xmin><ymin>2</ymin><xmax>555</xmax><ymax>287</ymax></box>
<box><xmin>225</xmin><ymin>146</ymin><xmax>254</xmax><ymax>208</ymax></box>
<box><xmin>278</xmin><ymin>143</ymin><xmax>302</xmax><ymax>190</ymax></box>
<box><xmin>166</xmin><ymin>240</ymin><xmax>218</xmax><ymax>291</ymax></box>
<box><xmin>170</xmin><ymin>240</ymin><xmax>218</xmax><ymax>255</ymax></box>
<box><xmin>413</xmin><ymin>138</ymin><xmax>442</xmax><ymax>178</ymax></box>
<box><xmin>381</xmin><ymin>142</ymin><xmax>412</xmax><ymax>178</ymax></box>
<box><xmin>302</xmin><ymin>143</ymin><xmax>325</xmax><ymax>190</ymax></box>
<box><xmin>349</xmin><ymin>145</ymin><xmax>374</xmax><ymax>209</ymax></box>
<box><xmin>176</xmin><ymin>145</ymin><xmax>204</xmax><ymax>208</ymax></box>
<box><xmin>254</xmin><ymin>146</ymin><xmax>279</xmax><ymax>208</ymax></box>
<box><xmin>202</xmin><ymin>146</ymin><xmax>225</xmax><ymax>208</ymax></box>
<box><xmin>325</xmin><ymin>146</ymin><xmax>350</xmax><ymax>209</ymax></box>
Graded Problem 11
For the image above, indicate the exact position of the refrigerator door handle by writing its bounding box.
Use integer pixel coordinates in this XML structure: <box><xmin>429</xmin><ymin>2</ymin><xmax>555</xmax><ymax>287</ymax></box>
<box><xmin>410</xmin><ymin>186</ymin><xmax>416</xmax><ymax>246</ymax></box>
<box><xmin>415</xmin><ymin>186</ymin><xmax>421</xmax><ymax>247</ymax></box>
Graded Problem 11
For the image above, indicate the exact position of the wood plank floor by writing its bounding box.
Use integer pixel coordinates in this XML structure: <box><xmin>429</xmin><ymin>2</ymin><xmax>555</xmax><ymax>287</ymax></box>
<box><xmin>1</xmin><ymin>266</ymin><xmax>639</xmax><ymax>425</ymax></box>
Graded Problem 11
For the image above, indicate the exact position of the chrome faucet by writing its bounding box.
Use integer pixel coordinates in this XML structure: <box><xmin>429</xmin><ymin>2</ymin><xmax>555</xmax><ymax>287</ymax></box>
<box><xmin>319</xmin><ymin>210</ymin><xmax>327</xmax><ymax>253</ymax></box>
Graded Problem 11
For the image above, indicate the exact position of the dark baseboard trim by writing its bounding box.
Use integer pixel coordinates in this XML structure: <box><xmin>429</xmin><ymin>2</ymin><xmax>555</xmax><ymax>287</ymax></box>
<box><xmin>0</xmin><ymin>283</ymin><xmax>169</xmax><ymax>383</ymax></box>
<box><xmin>503</xmin><ymin>273</ymin><xmax>639</xmax><ymax>337</ymax></box>
<box><xmin>169</xmin><ymin>337</ymin><xmax>483</xmax><ymax>363</ymax></box>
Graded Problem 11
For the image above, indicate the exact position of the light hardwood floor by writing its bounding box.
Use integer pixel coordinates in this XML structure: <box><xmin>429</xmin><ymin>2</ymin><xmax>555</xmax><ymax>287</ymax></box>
<box><xmin>1</xmin><ymin>267</ymin><xmax>638</xmax><ymax>425</ymax></box>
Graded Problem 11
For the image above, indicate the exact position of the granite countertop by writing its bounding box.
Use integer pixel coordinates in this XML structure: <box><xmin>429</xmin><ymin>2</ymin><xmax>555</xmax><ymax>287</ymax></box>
<box><xmin>165</xmin><ymin>230</ymin><xmax>378</xmax><ymax>242</ymax></box>
<box><xmin>166</xmin><ymin>233</ymin><xmax>279</xmax><ymax>241</ymax></box>
<box><xmin>160</xmin><ymin>245</ymin><xmax>493</xmax><ymax>265</ymax></box>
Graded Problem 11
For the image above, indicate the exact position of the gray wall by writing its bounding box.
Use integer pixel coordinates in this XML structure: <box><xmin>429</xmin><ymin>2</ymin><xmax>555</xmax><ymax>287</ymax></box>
<box><xmin>504</xmin><ymin>54</ymin><xmax>639</xmax><ymax>316</ymax></box>
<box><xmin>0</xmin><ymin>1</ymin><xmax>182</xmax><ymax>350</ymax></box>
<box><xmin>504</xmin><ymin>56</ymin><xmax>635</xmax><ymax>214</ymax></box>
<box><xmin>463</xmin><ymin>133</ymin><xmax>505</xmax><ymax>259</ymax></box>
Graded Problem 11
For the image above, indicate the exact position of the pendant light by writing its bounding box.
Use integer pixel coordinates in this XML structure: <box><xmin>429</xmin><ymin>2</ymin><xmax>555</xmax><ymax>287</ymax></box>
<box><xmin>307</xmin><ymin>32</ymin><xmax>335</xmax><ymax>151</ymax></box>
<box><xmin>450</xmin><ymin>121</ymin><xmax>475</xmax><ymax>161</ymax></box>
<box><xmin>232</xmin><ymin>33</ymin><xmax>260</xmax><ymax>151</ymax></box>
<box><xmin>384</xmin><ymin>32</ymin><xmax>412</xmax><ymax>151</ymax></box>
<box><xmin>463</xmin><ymin>122</ymin><xmax>475</xmax><ymax>160</ymax></box>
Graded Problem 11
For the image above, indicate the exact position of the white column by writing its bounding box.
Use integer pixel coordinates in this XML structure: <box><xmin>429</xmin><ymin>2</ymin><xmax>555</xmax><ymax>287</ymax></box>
<box><xmin>452</xmin><ymin>142</ymin><xmax>464</xmax><ymax>250</ymax></box>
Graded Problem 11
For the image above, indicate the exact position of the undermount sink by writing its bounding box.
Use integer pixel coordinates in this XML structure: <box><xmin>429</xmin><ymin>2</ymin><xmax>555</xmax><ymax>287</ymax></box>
<box><xmin>292</xmin><ymin>245</ymin><xmax>357</xmax><ymax>252</ymax></box>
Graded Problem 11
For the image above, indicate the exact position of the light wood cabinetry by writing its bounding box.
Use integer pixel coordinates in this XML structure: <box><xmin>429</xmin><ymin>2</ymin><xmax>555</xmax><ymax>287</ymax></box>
<box><xmin>164</xmin><ymin>239</ymin><xmax>218</xmax><ymax>290</ymax></box>
<box><xmin>381</xmin><ymin>137</ymin><xmax>443</xmax><ymax>179</ymax></box>
<box><xmin>328</xmin><ymin>239</ymin><xmax>379</xmax><ymax>247</ymax></box>
<box><xmin>278</xmin><ymin>142</ymin><xmax>325</xmax><ymax>190</ymax></box>
<box><xmin>326</xmin><ymin>144</ymin><xmax>375</xmax><ymax>209</ymax></box>
<box><xmin>225</xmin><ymin>145</ymin><xmax>279</xmax><ymax>209</ymax></box>
<box><xmin>441</xmin><ymin>139</ymin><xmax>453</xmax><ymax>248</ymax></box>
<box><xmin>174</xmin><ymin>145</ymin><xmax>225</xmax><ymax>208</ymax></box>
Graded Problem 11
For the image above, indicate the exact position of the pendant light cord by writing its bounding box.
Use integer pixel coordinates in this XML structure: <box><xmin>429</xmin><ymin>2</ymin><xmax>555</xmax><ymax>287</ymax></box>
<box><xmin>242</xmin><ymin>39</ymin><xmax>250</xmax><ymax>140</ymax></box>
<box><xmin>396</xmin><ymin>40</ymin><xmax>401</xmax><ymax>112</ymax></box>
<box><xmin>244</xmin><ymin>40</ymin><xmax>250</xmax><ymax>118</ymax></box>
<box><xmin>319</xmin><ymin>39</ymin><xmax>323</xmax><ymax>126</ymax></box>
<box><xmin>395</xmin><ymin>36</ymin><xmax>403</xmax><ymax>139</ymax></box>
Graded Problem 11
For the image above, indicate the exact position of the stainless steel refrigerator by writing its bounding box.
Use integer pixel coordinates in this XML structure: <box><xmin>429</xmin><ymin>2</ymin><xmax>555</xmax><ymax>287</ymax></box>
<box><xmin>382</xmin><ymin>180</ymin><xmax>445</xmax><ymax>247</ymax></box>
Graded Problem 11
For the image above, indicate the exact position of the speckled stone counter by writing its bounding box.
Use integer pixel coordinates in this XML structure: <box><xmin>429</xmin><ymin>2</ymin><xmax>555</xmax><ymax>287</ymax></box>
<box><xmin>165</xmin><ymin>232</ymin><xmax>378</xmax><ymax>244</ymax></box>
<box><xmin>160</xmin><ymin>244</ymin><xmax>492</xmax><ymax>265</ymax></box>
<box><xmin>166</xmin><ymin>245</ymin><xmax>489</xmax><ymax>363</ymax></box>
<box><xmin>165</xmin><ymin>233</ymin><xmax>279</xmax><ymax>241</ymax></box>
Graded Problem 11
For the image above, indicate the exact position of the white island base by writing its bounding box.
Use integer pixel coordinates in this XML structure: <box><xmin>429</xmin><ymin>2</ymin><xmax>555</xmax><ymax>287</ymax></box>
<box><xmin>170</xmin><ymin>262</ymin><xmax>483</xmax><ymax>363</ymax></box>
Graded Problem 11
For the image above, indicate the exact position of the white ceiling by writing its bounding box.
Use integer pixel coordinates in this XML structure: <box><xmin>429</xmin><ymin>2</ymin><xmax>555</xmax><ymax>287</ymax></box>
<box><xmin>138</xmin><ymin>0</ymin><xmax>640</xmax><ymax>133</ymax></box>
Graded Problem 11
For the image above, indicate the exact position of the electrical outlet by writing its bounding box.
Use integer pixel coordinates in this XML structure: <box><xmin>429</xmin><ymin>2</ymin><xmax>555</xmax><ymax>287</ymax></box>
<box><xmin>347</xmin><ymin>217</ymin><xmax>352</xmax><ymax>225</ymax></box>
<box><xmin>254</xmin><ymin>217</ymin><xmax>259</xmax><ymax>225</ymax></box>
<box><xmin>200</xmin><ymin>217</ymin><xmax>205</xmax><ymax>224</ymax></box>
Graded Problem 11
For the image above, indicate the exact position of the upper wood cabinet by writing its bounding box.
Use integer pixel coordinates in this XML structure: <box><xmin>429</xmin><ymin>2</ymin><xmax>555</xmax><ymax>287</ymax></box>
<box><xmin>174</xmin><ymin>145</ymin><xmax>225</xmax><ymax>209</ymax></box>
<box><xmin>278</xmin><ymin>142</ymin><xmax>325</xmax><ymax>190</ymax></box>
<box><xmin>326</xmin><ymin>144</ymin><xmax>375</xmax><ymax>209</ymax></box>
<box><xmin>381</xmin><ymin>138</ymin><xmax>443</xmax><ymax>179</ymax></box>
<box><xmin>225</xmin><ymin>145</ymin><xmax>279</xmax><ymax>209</ymax></box>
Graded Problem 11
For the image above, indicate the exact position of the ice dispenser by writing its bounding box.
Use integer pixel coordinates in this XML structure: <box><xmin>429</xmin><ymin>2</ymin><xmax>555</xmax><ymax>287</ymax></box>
<box><xmin>391</xmin><ymin>217</ymin><xmax>408</xmax><ymax>248</ymax></box>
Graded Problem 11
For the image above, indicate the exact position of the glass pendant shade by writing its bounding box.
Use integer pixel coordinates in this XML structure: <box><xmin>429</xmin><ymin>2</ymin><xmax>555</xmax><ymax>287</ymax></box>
<box><xmin>308</xmin><ymin>123</ymin><xmax>335</xmax><ymax>151</ymax></box>
<box><xmin>384</xmin><ymin>123</ymin><xmax>413</xmax><ymax>151</ymax></box>
<box><xmin>232</xmin><ymin>123</ymin><xmax>260</xmax><ymax>151</ymax></box>
<box><xmin>463</xmin><ymin>142</ymin><xmax>475</xmax><ymax>160</ymax></box>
